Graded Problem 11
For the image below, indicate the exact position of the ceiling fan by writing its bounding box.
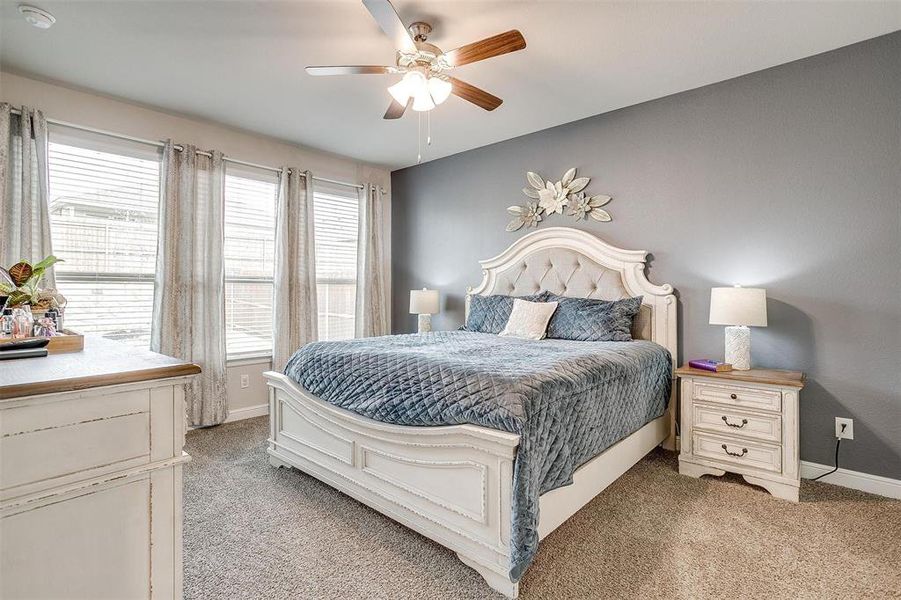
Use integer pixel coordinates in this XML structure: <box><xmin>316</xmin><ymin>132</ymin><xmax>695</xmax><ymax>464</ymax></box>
<box><xmin>306</xmin><ymin>0</ymin><xmax>526</xmax><ymax>119</ymax></box>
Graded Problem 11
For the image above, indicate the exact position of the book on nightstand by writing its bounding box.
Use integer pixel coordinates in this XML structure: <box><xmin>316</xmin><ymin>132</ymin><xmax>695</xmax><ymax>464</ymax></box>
<box><xmin>687</xmin><ymin>359</ymin><xmax>733</xmax><ymax>372</ymax></box>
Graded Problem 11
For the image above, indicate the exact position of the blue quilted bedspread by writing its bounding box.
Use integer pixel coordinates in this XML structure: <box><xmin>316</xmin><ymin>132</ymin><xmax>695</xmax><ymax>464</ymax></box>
<box><xmin>284</xmin><ymin>330</ymin><xmax>671</xmax><ymax>581</ymax></box>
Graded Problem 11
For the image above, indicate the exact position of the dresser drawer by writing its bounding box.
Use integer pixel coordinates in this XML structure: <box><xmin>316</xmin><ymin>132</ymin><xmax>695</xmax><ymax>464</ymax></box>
<box><xmin>692</xmin><ymin>403</ymin><xmax>782</xmax><ymax>443</ymax></box>
<box><xmin>692</xmin><ymin>381</ymin><xmax>781</xmax><ymax>413</ymax></box>
<box><xmin>692</xmin><ymin>432</ymin><xmax>782</xmax><ymax>473</ymax></box>
<box><xmin>1</xmin><ymin>390</ymin><xmax>151</xmax><ymax>496</ymax></box>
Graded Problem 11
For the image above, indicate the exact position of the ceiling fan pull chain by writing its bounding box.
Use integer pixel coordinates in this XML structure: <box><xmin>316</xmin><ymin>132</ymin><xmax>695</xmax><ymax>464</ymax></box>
<box><xmin>417</xmin><ymin>112</ymin><xmax>422</xmax><ymax>164</ymax></box>
<box><xmin>427</xmin><ymin>110</ymin><xmax>432</xmax><ymax>146</ymax></box>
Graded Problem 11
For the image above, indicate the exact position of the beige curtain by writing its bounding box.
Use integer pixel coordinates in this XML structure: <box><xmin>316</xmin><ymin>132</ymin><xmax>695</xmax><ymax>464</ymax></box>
<box><xmin>272</xmin><ymin>168</ymin><xmax>318</xmax><ymax>372</ymax></box>
<box><xmin>355</xmin><ymin>184</ymin><xmax>389</xmax><ymax>337</ymax></box>
<box><xmin>151</xmin><ymin>142</ymin><xmax>228</xmax><ymax>427</ymax></box>
<box><xmin>0</xmin><ymin>103</ymin><xmax>55</xmax><ymax>287</ymax></box>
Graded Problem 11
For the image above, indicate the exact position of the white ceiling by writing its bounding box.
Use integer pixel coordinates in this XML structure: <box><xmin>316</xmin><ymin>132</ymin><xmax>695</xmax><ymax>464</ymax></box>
<box><xmin>1</xmin><ymin>1</ymin><xmax>899</xmax><ymax>169</ymax></box>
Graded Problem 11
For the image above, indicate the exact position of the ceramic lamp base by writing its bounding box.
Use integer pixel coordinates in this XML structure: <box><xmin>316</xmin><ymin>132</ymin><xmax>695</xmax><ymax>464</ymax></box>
<box><xmin>417</xmin><ymin>313</ymin><xmax>432</xmax><ymax>334</ymax></box>
<box><xmin>724</xmin><ymin>325</ymin><xmax>751</xmax><ymax>370</ymax></box>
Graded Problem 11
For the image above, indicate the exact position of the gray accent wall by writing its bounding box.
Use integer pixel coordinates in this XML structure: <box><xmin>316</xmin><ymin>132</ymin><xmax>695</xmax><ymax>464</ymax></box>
<box><xmin>391</xmin><ymin>33</ymin><xmax>901</xmax><ymax>479</ymax></box>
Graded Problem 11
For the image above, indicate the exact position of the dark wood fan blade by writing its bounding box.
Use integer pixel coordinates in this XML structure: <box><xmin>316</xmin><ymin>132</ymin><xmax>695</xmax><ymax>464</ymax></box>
<box><xmin>362</xmin><ymin>0</ymin><xmax>417</xmax><ymax>53</ymax></box>
<box><xmin>306</xmin><ymin>65</ymin><xmax>398</xmax><ymax>76</ymax></box>
<box><xmin>444</xmin><ymin>30</ymin><xmax>526</xmax><ymax>67</ymax></box>
<box><xmin>383</xmin><ymin>98</ymin><xmax>412</xmax><ymax>120</ymax></box>
<box><xmin>447</xmin><ymin>76</ymin><xmax>502</xmax><ymax>111</ymax></box>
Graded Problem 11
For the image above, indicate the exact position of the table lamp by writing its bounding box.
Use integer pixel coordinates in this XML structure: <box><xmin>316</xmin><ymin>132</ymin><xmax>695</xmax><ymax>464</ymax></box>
<box><xmin>709</xmin><ymin>286</ymin><xmax>767</xmax><ymax>370</ymax></box>
<box><xmin>409</xmin><ymin>288</ymin><xmax>439</xmax><ymax>333</ymax></box>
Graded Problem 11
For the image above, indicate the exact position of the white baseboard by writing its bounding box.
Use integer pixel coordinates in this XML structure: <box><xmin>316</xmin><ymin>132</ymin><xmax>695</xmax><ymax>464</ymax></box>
<box><xmin>225</xmin><ymin>403</ymin><xmax>269</xmax><ymax>423</ymax></box>
<box><xmin>801</xmin><ymin>461</ymin><xmax>901</xmax><ymax>499</ymax></box>
<box><xmin>216</xmin><ymin>408</ymin><xmax>901</xmax><ymax>499</ymax></box>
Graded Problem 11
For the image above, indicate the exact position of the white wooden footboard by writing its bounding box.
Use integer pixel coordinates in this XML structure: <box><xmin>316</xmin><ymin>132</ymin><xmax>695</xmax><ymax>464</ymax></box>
<box><xmin>265</xmin><ymin>372</ymin><xmax>522</xmax><ymax>597</ymax></box>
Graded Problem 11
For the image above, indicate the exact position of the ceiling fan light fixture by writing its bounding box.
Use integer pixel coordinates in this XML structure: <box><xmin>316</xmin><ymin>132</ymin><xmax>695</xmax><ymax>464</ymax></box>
<box><xmin>428</xmin><ymin>77</ymin><xmax>452</xmax><ymax>105</ymax></box>
<box><xmin>387</xmin><ymin>80</ymin><xmax>411</xmax><ymax>105</ymax></box>
<box><xmin>388</xmin><ymin>71</ymin><xmax>427</xmax><ymax>105</ymax></box>
<box><xmin>411</xmin><ymin>89</ymin><xmax>436</xmax><ymax>112</ymax></box>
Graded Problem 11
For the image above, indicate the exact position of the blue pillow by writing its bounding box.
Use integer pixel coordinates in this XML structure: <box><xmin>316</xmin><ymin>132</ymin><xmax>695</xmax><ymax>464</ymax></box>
<box><xmin>465</xmin><ymin>292</ymin><xmax>550</xmax><ymax>334</ymax></box>
<box><xmin>545</xmin><ymin>294</ymin><xmax>643</xmax><ymax>342</ymax></box>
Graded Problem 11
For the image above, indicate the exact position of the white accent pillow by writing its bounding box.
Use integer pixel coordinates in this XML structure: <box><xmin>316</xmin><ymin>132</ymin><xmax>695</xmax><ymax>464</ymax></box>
<box><xmin>499</xmin><ymin>299</ymin><xmax>559</xmax><ymax>340</ymax></box>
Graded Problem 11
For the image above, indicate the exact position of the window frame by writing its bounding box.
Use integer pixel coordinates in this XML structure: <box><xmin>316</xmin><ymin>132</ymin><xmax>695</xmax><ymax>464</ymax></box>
<box><xmin>222</xmin><ymin>163</ymin><xmax>279</xmax><ymax>361</ymax></box>
<box><xmin>313</xmin><ymin>183</ymin><xmax>361</xmax><ymax>342</ymax></box>
<box><xmin>46</xmin><ymin>125</ymin><xmax>163</xmax><ymax>348</ymax></box>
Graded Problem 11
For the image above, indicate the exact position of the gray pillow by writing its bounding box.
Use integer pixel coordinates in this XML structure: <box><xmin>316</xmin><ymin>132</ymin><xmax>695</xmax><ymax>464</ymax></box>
<box><xmin>465</xmin><ymin>291</ymin><xmax>550</xmax><ymax>334</ymax></box>
<box><xmin>545</xmin><ymin>294</ymin><xmax>643</xmax><ymax>342</ymax></box>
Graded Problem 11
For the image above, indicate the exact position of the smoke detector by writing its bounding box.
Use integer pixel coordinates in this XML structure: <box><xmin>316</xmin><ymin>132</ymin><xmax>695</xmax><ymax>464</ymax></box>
<box><xmin>18</xmin><ymin>5</ymin><xmax>56</xmax><ymax>29</ymax></box>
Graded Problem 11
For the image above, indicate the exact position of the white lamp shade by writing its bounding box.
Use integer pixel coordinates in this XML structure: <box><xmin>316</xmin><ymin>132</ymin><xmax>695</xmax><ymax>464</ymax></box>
<box><xmin>388</xmin><ymin>71</ymin><xmax>427</xmax><ymax>105</ymax></box>
<box><xmin>409</xmin><ymin>289</ymin><xmax>439</xmax><ymax>315</ymax></box>
<box><xmin>411</xmin><ymin>89</ymin><xmax>436</xmax><ymax>112</ymax></box>
<box><xmin>709</xmin><ymin>287</ymin><xmax>767</xmax><ymax>327</ymax></box>
<box><xmin>428</xmin><ymin>77</ymin><xmax>452</xmax><ymax>105</ymax></box>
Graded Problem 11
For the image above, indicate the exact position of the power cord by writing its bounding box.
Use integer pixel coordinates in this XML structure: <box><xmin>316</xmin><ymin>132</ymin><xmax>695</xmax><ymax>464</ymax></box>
<box><xmin>811</xmin><ymin>423</ymin><xmax>845</xmax><ymax>481</ymax></box>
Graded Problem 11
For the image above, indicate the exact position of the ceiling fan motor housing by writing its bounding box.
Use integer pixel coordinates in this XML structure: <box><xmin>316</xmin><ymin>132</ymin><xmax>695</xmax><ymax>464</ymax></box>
<box><xmin>396</xmin><ymin>23</ymin><xmax>448</xmax><ymax>73</ymax></box>
<box><xmin>408</xmin><ymin>21</ymin><xmax>432</xmax><ymax>41</ymax></box>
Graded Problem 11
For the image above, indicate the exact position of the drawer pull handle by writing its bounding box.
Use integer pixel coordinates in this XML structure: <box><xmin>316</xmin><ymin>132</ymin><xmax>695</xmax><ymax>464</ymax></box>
<box><xmin>721</xmin><ymin>416</ymin><xmax>748</xmax><ymax>428</ymax></box>
<box><xmin>730</xmin><ymin>393</ymin><xmax>738</xmax><ymax>400</ymax></box>
<box><xmin>721</xmin><ymin>444</ymin><xmax>748</xmax><ymax>457</ymax></box>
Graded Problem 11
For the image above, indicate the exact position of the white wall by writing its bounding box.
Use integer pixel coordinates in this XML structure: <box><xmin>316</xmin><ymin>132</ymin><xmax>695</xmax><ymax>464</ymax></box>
<box><xmin>225</xmin><ymin>358</ymin><xmax>272</xmax><ymax>416</ymax></box>
<box><xmin>1</xmin><ymin>70</ymin><xmax>391</xmax><ymax>416</ymax></box>
<box><xmin>0</xmin><ymin>71</ymin><xmax>390</xmax><ymax>187</ymax></box>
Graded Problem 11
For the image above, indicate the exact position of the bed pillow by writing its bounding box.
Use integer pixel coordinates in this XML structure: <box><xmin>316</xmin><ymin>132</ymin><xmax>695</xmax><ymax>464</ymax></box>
<box><xmin>465</xmin><ymin>291</ymin><xmax>550</xmax><ymax>334</ymax></box>
<box><xmin>545</xmin><ymin>294</ymin><xmax>643</xmax><ymax>342</ymax></box>
<box><xmin>499</xmin><ymin>299</ymin><xmax>559</xmax><ymax>340</ymax></box>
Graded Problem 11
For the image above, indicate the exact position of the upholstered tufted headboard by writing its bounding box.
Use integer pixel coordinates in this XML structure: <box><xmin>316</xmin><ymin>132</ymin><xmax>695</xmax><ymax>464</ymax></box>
<box><xmin>466</xmin><ymin>227</ymin><xmax>677</xmax><ymax>367</ymax></box>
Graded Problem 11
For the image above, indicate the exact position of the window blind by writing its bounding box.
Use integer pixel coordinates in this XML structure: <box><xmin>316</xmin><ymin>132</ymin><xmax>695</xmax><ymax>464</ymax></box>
<box><xmin>314</xmin><ymin>182</ymin><xmax>359</xmax><ymax>341</ymax></box>
<box><xmin>224</xmin><ymin>164</ymin><xmax>278</xmax><ymax>358</ymax></box>
<box><xmin>47</xmin><ymin>126</ymin><xmax>162</xmax><ymax>347</ymax></box>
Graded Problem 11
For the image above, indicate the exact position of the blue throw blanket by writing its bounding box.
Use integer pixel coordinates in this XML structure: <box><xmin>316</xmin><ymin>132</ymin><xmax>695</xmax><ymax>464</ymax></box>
<box><xmin>284</xmin><ymin>330</ymin><xmax>671</xmax><ymax>581</ymax></box>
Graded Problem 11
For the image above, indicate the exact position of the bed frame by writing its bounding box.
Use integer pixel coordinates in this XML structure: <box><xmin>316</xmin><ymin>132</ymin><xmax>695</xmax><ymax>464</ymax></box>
<box><xmin>264</xmin><ymin>227</ymin><xmax>677</xmax><ymax>598</ymax></box>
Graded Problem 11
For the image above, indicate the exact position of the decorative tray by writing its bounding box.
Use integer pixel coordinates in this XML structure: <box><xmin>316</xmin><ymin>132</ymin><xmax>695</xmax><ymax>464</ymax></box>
<box><xmin>45</xmin><ymin>329</ymin><xmax>84</xmax><ymax>353</ymax></box>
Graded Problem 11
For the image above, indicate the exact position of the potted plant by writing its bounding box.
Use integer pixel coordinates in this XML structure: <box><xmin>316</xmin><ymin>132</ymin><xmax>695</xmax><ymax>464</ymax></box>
<box><xmin>0</xmin><ymin>256</ymin><xmax>66</xmax><ymax>323</ymax></box>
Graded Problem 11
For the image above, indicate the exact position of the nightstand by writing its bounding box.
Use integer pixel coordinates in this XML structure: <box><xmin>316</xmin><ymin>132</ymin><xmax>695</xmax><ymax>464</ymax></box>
<box><xmin>676</xmin><ymin>365</ymin><xmax>805</xmax><ymax>502</ymax></box>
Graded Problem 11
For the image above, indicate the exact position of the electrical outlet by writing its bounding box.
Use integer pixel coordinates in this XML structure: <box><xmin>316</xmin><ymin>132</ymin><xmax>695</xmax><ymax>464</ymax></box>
<box><xmin>240</xmin><ymin>374</ymin><xmax>249</xmax><ymax>389</ymax></box>
<box><xmin>835</xmin><ymin>417</ymin><xmax>854</xmax><ymax>440</ymax></box>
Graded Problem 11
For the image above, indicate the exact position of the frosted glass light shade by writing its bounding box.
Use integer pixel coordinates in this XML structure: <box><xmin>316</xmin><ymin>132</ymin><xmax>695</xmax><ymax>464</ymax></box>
<box><xmin>411</xmin><ymin>89</ymin><xmax>435</xmax><ymax>112</ymax></box>
<box><xmin>428</xmin><ymin>77</ymin><xmax>452</xmax><ymax>105</ymax></box>
<box><xmin>709</xmin><ymin>287</ymin><xmax>767</xmax><ymax>327</ymax></box>
<box><xmin>388</xmin><ymin>71</ymin><xmax>427</xmax><ymax>105</ymax></box>
<box><xmin>387</xmin><ymin>80</ymin><xmax>411</xmax><ymax>105</ymax></box>
<box><xmin>409</xmin><ymin>288</ymin><xmax>439</xmax><ymax>315</ymax></box>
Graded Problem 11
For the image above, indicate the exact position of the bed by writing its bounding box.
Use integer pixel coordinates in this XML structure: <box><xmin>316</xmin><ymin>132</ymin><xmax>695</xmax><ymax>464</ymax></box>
<box><xmin>264</xmin><ymin>227</ymin><xmax>677</xmax><ymax>598</ymax></box>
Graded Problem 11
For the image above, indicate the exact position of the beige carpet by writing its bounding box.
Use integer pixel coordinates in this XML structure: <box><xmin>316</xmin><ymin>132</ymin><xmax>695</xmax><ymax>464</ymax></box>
<box><xmin>184</xmin><ymin>417</ymin><xmax>900</xmax><ymax>599</ymax></box>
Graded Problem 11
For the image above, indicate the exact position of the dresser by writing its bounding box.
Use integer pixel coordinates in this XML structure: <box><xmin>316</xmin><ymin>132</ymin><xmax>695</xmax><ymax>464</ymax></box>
<box><xmin>676</xmin><ymin>365</ymin><xmax>805</xmax><ymax>502</ymax></box>
<box><xmin>0</xmin><ymin>337</ymin><xmax>200</xmax><ymax>599</ymax></box>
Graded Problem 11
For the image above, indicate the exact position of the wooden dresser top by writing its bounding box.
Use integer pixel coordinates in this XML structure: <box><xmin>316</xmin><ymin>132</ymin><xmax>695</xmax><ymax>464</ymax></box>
<box><xmin>0</xmin><ymin>336</ymin><xmax>201</xmax><ymax>400</ymax></box>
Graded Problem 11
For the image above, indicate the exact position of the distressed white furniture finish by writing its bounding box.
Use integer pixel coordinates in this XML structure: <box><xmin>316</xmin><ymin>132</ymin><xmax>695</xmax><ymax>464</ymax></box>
<box><xmin>676</xmin><ymin>365</ymin><xmax>805</xmax><ymax>502</ymax></box>
<box><xmin>265</xmin><ymin>227</ymin><xmax>678</xmax><ymax>598</ymax></box>
<box><xmin>0</xmin><ymin>337</ymin><xmax>199</xmax><ymax>599</ymax></box>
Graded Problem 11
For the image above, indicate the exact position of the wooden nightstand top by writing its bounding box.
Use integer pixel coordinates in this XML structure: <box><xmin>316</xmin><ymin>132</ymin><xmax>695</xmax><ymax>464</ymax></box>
<box><xmin>675</xmin><ymin>364</ymin><xmax>805</xmax><ymax>388</ymax></box>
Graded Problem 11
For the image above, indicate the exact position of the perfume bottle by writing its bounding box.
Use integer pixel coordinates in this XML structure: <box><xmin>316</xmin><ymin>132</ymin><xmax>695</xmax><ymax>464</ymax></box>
<box><xmin>11</xmin><ymin>306</ymin><xmax>34</xmax><ymax>339</ymax></box>
<box><xmin>0</xmin><ymin>308</ymin><xmax>12</xmax><ymax>338</ymax></box>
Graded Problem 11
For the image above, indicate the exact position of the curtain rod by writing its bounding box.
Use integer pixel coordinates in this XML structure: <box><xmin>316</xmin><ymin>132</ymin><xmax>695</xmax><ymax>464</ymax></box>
<box><xmin>10</xmin><ymin>108</ymin><xmax>373</xmax><ymax>191</ymax></box>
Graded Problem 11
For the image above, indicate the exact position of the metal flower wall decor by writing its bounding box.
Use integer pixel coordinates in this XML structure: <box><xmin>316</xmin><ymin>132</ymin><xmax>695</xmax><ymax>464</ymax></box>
<box><xmin>506</xmin><ymin>168</ymin><xmax>612</xmax><ymax>231</ymax></box>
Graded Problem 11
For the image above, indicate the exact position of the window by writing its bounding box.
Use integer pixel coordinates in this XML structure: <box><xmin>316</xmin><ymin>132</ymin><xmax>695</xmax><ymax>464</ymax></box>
<box><xmin>314</xmin><ymin>182</ymin><xmax>359</xmax><ymax>341</ymax></box>
<box><xmin>223</xmin><ymin>164</ymin><xmax>278</xmax><ymax>358</ymax></box>
<box><xmin>47</xmin><ymin>127</ymin><xmax>162</xmax><ymax>347</ymax></box>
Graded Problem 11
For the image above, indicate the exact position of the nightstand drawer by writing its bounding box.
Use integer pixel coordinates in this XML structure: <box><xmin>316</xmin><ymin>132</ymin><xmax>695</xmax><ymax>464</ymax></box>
<box><xmin>692</xmin><ymin>432</ymin><xmax>782</xmax><ymax>473</ymax></box>
<box><xmin>692</xmin><ymin>381</ymin><xmax>781</xmax><ymax>413</ymax></box>
<box><xmin>692</xmin><ymin>403</ymin><xmax>781</xmax><ymax>443</ymax></box>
